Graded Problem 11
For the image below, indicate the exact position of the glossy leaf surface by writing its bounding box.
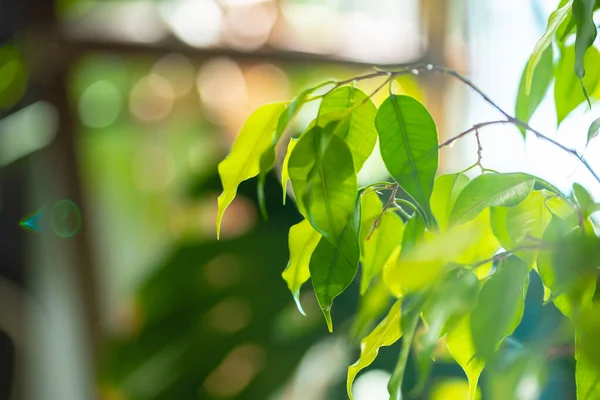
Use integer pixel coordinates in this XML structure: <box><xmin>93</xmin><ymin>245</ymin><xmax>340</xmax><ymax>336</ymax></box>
<box><xmin>447</xmin><ymin>316</ymin><xmax>485</xmax><ymax>400</ymax></box>
<box><xmin>281</xmin><ymin>137</ymin><xmax>298</xmax><ymax>204</ymax></box>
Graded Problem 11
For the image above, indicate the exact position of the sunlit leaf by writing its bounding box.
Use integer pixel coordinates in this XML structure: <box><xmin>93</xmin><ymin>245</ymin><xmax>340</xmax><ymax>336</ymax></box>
<box><xmin>471</xmin><ymin>256</ymin><xmax>529</xmax><ymax>362</ymax></box>
<box><xmin>347</xmin><ymin>300</ymin><xmax>403</xmax><ymax>400</ymax></box>
<box><xmin>351</xmin><ymin>277</ymin><xmax>392</xmax><ymax>341</ymax></box>
<box><xmin>359</xmin><ymin>191</ymin><xmax>384</xmax><ymax>244</ymax></box>
<box><xmin>573</xmin><ymin>182</ymin><xmax>594</xmax><ymax>215</ymax></box>
<box><xmin>310</xmin><ymin>197</ymin><xmax>361</xmax><ymax>331</ymax></box>
<box><xmin>319</xmin><ymin>86</ymin><xmax>378</xmax><ymax>172</ymax></box>
<box><xmin>281</xmin><ymin>219</ymin><xmax>322</xmax><ymax>315</ymax></box>
<box><xmin>576</xmin><ymin>302</ymin><xmax>600</xmax><ymax>399</ymax></box>
<box><xmin>588</xmin><ymin>117</ymin><xmax>600</xmax><ymax>145</ymax></box>
<box><xmin>216</xmin><ymin>102</ymin><xmax>287</xmax><ymax>238</ymax></box>
<box><xmin>516</xmin><ymin>45</ymin><xmax>554</xmax><ymax>137</ymax></box>
<box><xmin>376</xmin><ymin>95</ymin><xmax>438</xmax><ymax>226</ymax></box>
<box><xmin>447</xmin><ymin>316</ymin><xmax>485</xmax><ymax>400</ymax></box>
<box><xmin>525</xmin><ymin>0</ymin><xmax>572</xmax><ymax>92</ymax></box>
<box><xmin>554</xmin><ymin>45</ymin><xmax>600</xmax><ymax>124</ymax></box>
<box><xmin>399</xmin><ymin>213</ymin><xmax>425</xmax><ymax>256</ymax></box>
<box><xmin>572</xmin><ymin>0</ymin><xmax>598</xmax><ymax>105</ymax></box>
<box><xmin>281</xmin><ymin>137</ymin><xmax>298</xmax><ymax>204</ymax></box>
<box><xmin>430</xmin><ymin>379</ymin><xmax>480</xmax><ymax>400</ymax></box>
<box><xmin>449</xmin><ymin>173</ymin><xmax>534</xmax><ymax>227</ymax></box>
<box><xmin>431</xmin><ymin>173</ymin><xmax>470</xmax><ymax>232</ymax></box>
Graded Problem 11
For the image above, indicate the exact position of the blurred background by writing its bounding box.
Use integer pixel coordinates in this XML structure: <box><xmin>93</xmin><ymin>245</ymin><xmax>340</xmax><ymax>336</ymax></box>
<box><xmin>0</xmin><ymin>0</ymin><xmax>598</xmax><ymax>399</ymax></box>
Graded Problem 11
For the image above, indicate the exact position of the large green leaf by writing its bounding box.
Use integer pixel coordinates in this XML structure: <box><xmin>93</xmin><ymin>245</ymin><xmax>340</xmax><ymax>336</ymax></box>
<box><xmin>470</xmin><ymin>256</ymin><xmax>529</xmax><ymax>362</ymax></box>
<box><xmin>446</xmin><ymin>316</ymin><xmax>485</xmax><ymax>400</ymax></box>
<box><xmin>319</xmin><ymin>86</ymin><xmax>378</xmax><ymax>172</ymax></box>
<box><xmin>449</xmin><ymin>173</ymin><xmax>534</xmax><ymax>227</ymax></box>
<box><xmin>525</xmin><ymin>0</ymin><xmax>573</xmax><ymax>92</ymax></box>
<box><xmin>216</xmin><ymin>102</ymin><xmax>287</xmax><ymax>237</ymax></box>
<box><xmin>281</xmin><ymin>137</ymin><xmax>298</xmax><ymax>204</ymax></box>
<box><xmin>288</xmin><ymin>125</ymin><xmax>358</xmax><ymax>242</ymax></box>
<box><xmin>375</xmin><ymin>95</ymin><xmax>438</xmax><ymax>226</ymax></box>
<box><xmin>281</xmin><ymin>219</ymin><xmax>322</xmax><ymax>315</ymax></box>
<box><xmin>310</xmin><ymin>197</ymin><xmax>361</xmax><ymax>331</ymax></box>
<box><xmin>347</xmin><ymin>300</ymin><xmax>403</xmax><ymax>400</ymax></box>
<box><xmin>515</xmin><ymin>45</ymin><xmax>554</xmax><ymax>137</ymax></box>
<box><xmin>360</xmin><ymin>210</ymin><xmax>404</xmax><ymax>294</ymax></box>
<box><xmin>430</xmin><ymin>173</ymin><xmax>470</xmax><ymax>232</ymax></box>
<box><xmin>572</xmin><ymin>0</ymin><xmax>598</xmax><ymax>96</ymax></box>
<box><xmin>554</xmin><ymin>45</ymin><xmax>600</xmax><ymax>124</ymax></box>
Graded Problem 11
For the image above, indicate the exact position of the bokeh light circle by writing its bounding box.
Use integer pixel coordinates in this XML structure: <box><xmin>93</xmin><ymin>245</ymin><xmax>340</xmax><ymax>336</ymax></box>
<box><xmin>50</xmin><ymin>200</ymin><xmax>82</xmax><ymax>238</ymax></box>
<box><xmin>78</xmin><ymin>80</ymin><xmax>122</xmax><ymax>128</ymax></box>
<box><xmin>0</xmin><ymin>46</ymin><xmax>28</xmax><ymax>109</ymax></box>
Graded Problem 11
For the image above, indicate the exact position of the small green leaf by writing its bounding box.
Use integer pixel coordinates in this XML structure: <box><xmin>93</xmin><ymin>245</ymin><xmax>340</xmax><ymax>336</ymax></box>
<box><xmin>216</xmin><ymin>102</ymin><xmax>287</xmax><ymax>238</ymax></box>
<box><xmin>554</xmin><ymin>45</ymin><xmax>600</xmax><ymax>124</ymax></box>
<box><xmin>376</xmin><ymin>95</ymin><xmax>439</xmax><ymax>226</ymax></box>
<box><xmin>525</xmin><ymin>0</ymin><xmax>573</xmax><ymax>92</ymax></box>
<box><xmin>360</xmin><ymin>210</ymin><xmax>404</xmax><ymax>294</ymax></box>
<box><xmin>572</xmin><ymin>0</ymin><xmax>598</xmax><ymax>102</ymax></box>
<box><xmin>281</xmin><ymin>137</ymin><xmax>298</xmax><ymax>204</ymax></box>
<box><xmin>347</xmin><ymin>300</ymin><xmax>403</xmax><ymax>400</ymax></box>
<box><xmin>430</xmin><ymin>173</ymin><xmax>470</xmax><ymax>232</ymax></box>
<box><xmin>359</xmin><ymin>190</ymin><xmax>384</xmax><ymax>243</ymax></box>
<box><xmin>471</xmin><ymin>256</ymin><xmax>529</xmax><ymax>362</ymax></box>
<box><xmin>588</xmin><ymin>117</ymin><xmax>600</xmax><ymax>145</ymax></box>
<box><xmin>447</xmin><ymin>316</ymin><xmax>485</xmax><ymax>400</ymax></box>
<box><xmin>310</xmin><ymin>196</ymin><xmax>361</xmax><ymax>331</ymax></box>
<box><xmin>319</xmin><ymin>86</ymin><xmax>378</xmax><ymax>172</ymax></box>
<box><xmin>573</xmin><ymin>182</ymin><xmax>595</xmax><ymax>216</ymax></box>
<box><xmin>282</xmin><ymin>219</ymin><xmax>322</xmax><ymax>315</ymax></box>
<box><xmin>449</xmin><ymin>173</ymin><xmax>534</xmax><ymax>227</ymax></box>
<box><xmin>516</xmin><ymin>45</ymin><xmax>554</xmax><ymax>137</ymax></box>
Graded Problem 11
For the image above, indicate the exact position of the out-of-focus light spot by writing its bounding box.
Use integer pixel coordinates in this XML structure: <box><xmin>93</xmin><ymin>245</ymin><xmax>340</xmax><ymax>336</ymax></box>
<box><xmin>202</xmin><ymin>194</ymin><xmax>256</xmax><ymax>239</ymax></box>
<box><xmin>0</xmin><ymin>46</ymin><xmax>27</xmax><ymax>109</ymax></box>
<box><xmin>353</xmin><ymin>370</ymin><xmax>391</xmax><ymax>400</ymax></box>
<box><xmin>203</xmin><ymin>254</ymin><xmax>243</xmax><ymax>289</ymax></box>
<box><xmin>0</xmin><ymin>101</ymin><xmax>58</xmax><ymax>166</ymax></box>
<box><xmin>188</xmin><ymin>139</ymin><xmax>217</xmax><ymax>173</ymax></box>
<box><xmin>99</xmin><ymin>385</ymin><xmax>127</xmax><ymax>400</ymax></box>
<box><xmin>79</xmin><ymin>80</ymin><xmax>122</xmax><ymax>128</ymax></box>
<box><xmin>196</xmin><ymin>58</ymin><xmax>247</xmax><ymax>132</ymax></box>
<box><xmin>129</xmin><ymin>74</ymin><xmax>175</xmax><ymax>122</ymax></box>
<box><xmin>223</xmin><ymin>1</ymin><xmax>277</xmax><ymax>51</ymax></box>
<box><xmin>202</xmin><ymin>343</ymin><xmax>265</xmax><ymax>398</ymax></box>
<box><xmin>205</xmin><ymin>297</ymin><xmax>252</xmax><ymax>334</ymax></box>
<box><xmin>161</xmin><ymin>0</ymin><xmax>223</xmax><ymax>48</ymax></box>
<box><xmin>430</xmin><ymin>379</ymin><xmax>481</xmax><ymax>400</ymax></box>
<box><xmin>244</xmin><ymin>63</ymin><xmax>290</xmax><ymax>110</ymax></box>
<box><xmin>19</xmin><ymin>207</ymin><xmax>45</xmax><ymax>232</ymax></box>
<box><xmin>131</xmin><ymin>145</ymin><xmax>176</xmax><ymax>191</ymax></box>
<box><xmin>151</xmin><ymin>53</ymin><xmax>195</xmax><ymax>98</ymax></box>
<box><xmin>50</xmin><ymin>200</ymin><xmax>83</xmax><ymax>238</ymax></box>
<box><xmin>516</xmin><ymin>375</ymin><xmax>540</xmax><ymax>400</ymax></box>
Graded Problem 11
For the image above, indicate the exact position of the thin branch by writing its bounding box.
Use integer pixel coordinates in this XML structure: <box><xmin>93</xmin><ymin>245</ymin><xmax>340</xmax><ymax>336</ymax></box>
<box><xmin>367</xmin><ymin>183</ymin><xmax>399</xmax><ymax>240</ymax></box>
<box><xmin>470</xmin><ymin>244</ymin><xmax>549</xmax><ymax>268</ymax></box>
<box><xmin>438</xmin><ymin>120</ymin><xmax>513</xmax><ymax>149</ymax></box>
<box><xmin>475</xmin><ymin>129</ymin><xmax>484</xmax><ymax>174</ymax></box>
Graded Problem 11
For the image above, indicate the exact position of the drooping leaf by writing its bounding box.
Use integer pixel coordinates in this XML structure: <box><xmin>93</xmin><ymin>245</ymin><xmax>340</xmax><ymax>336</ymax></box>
<box><xmin>281</xmin><ymin>219</ymin><xmax>322</xmax><ymax>315</ymax></box>
<box><xmin>447</xmin><ymin>316</ymin><xmax>485</xmax><ymax>400</ymax></box>
<box><xmin>347</xmin><ymin>300</ymin><xmax>403</xmax><ymax>400</ymax></box>
<box><xmin>351</xmin><ymin>277</ymin><xmax>393</xmax><ymax>341</ymax></box>
<box><xmin>430</xmin><ymin>173</ymin><xmax>470</xmax><ymax>232</ymax></box>
<box><xmin>376</xmin><ymin>95</ymin><xmax>439</xmax><ymax>226</ymax></box>
<box><xmin>360</xmin><ymin>210</ymin><xmax>404</xmax><ymax>294</ymax></box>
<box><xmin>515</xmin><ymin>45</ymin><xmax>554</xmax><ymax>137</ymax></box>
<box><xmin>525</xmin><ymin>0</ymin><xmax>573</xmax><ymax>92</ymax></box>
<box><xmin>449</xmin><ymin>173</ymin><xmax>534</xmax><ymax>227</ymax></box>
<box><xmin>572</xmin><ymin>0</ymin><xmax>598</xmax><ymax>105</ymax></box>
<box><xmin>554</xmin><ymin>45</ymin><xmax>600</xmax><ymax>124</ymax></box>
<box><xmin>470</xmin><ymin>256</ymin><xmax>529</xmax><ymax>362</ymax></box>
<box><xmin>216</xmin><ymin>102</ymin><xmax>287</xmax><ymax>238</ymax></box>
<box><xmin>573</xmin><ymin>182</ymin><xmax>594</xmax><ymax>215</ymax></box>
<box><xmin>319</xmin><ymin>86</ymin><xmax>378</xmax><ymax>172</ymax></box>
<box><xmin>281</xmin><ymin>137</ymin><xmax>298</xmax><ymax>204</ymax></box>
<box><xmin>588</xmin><ymin>117</ymin><xmax>600</xmax><ymax>145</ymax></box>
<box><xmin>310</xmin><ymin>196</ymin><xmax>361</xmax><ymax>331</ymax></box>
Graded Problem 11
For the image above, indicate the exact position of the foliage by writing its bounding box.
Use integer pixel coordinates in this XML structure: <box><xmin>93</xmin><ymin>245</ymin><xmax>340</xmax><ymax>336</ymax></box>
<box><xmin>217</xmin><ymin>2</ymin><xmax>600</xmax><ymax>398</ymax></box>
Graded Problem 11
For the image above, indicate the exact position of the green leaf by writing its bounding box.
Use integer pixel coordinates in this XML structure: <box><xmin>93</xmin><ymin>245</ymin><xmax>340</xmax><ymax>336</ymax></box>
<box><xmin>288</xmin><ymin>125</ymin><xmax>358</xmax><ymax>242</ymax></box>
<box><xmin>351</xmin><ymin>277</ymin><xmax>393</xmax><ymax>341</ymax></box>
<box><xmin>400</xmin><ymin>213</ymin><xmax>425</xmax><ymax>256</ymax></box>
<box><xmin>516</xmin><ymin>45</ymin><xmax>554</xmax><ymax>137</ymax></box>
<box><xmin>525</xmin><ymin>0</ymin><xmax>573</xmax><ymax>92</ymax></box>
<box><xmin>359</xmin><ymin>190</ymin><xmax>384</xmax><ymax>244</ymax></box>
<box><xmin>376</xmin><ymin>95</ymin><xmax>439</xmax><ymax>226</ymax></box>
<box><xmin>449</xmin><ymin>173</ymin><xmax>534</xmax><ymax>227</ymax></box>
<box><xmin>319</xmin><ymin>86</ymin><xmax>378</xmax><ymax>172</ymax></box>
<box><xmin>281</xmin><ymin>137</ymin><xmax>298</xmax><ymax>204</ymax></box>
<box><xmin>588</xmin><ymin>117</ymin><xmax>600</xmax><ymax>145</ymax></box>
<box><xmin>310</xmin><ymin>196</ymin><xmax>361</xmax><ymax>331</ymax></box>
<box><xmin>574</xmin><ymin>182</ymin><xmax>594</xmax><ymax>213</ymax></box>
<box><xmin>447</xmin><ymin>316</ymin><xmax>485</xmax><ymax>400</ymax></box>
<box><xmin>431</xmin><ymin>173</ymin><xmax>470</xmax><ymax>232</ymax></box>
<box><xmin>282</xmin><ymin>219</ymin><xmax>322</xmax><ymax>315</ymax></box>
<box><xmin>577</xmin><ymin>349</ymin><xmax>600</xmax><ymax>400</ymax></box>
<box><xmin>347</xmin><ymin>300</ymin><xmax>403</xmax><ymax>400</ymax></box>
<box><xmin>572</xmin><ymin>0</ymin><xmax>598</xmax><ymax>103</ymax></box>
<box><xmin>452</xmin><ymin>209</ymin><xmax>500</xmax><ymax>278</ymax></box>
<box><xmin>576</xmin><ymin>302</ymin><xmax>600</xmax><ymax>399</ymax></box>
<box><xmin>216</xmin><ymin>102</ymin><xmax>287</xmax><ymax>238</ymax></box>
<box><xmin>360</xmin><ymin>210</ymin><xmax>404</xmax><ymax>294</ymax></box>
<box><xmin>554</xmin><ymin>44</ymin><xmax>600</xmax><ymax>124</ymax></box>
<box><xmin>470</xmin><ymin>256</ymin><xmax>529</xmax><ymax>362</ymax></box>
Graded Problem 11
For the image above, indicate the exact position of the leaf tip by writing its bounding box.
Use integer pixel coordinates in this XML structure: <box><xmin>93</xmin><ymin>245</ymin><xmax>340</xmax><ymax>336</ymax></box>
<box><xmin>292</xmin><ymin>291</ymin><xmax>306</xmax><ymax>316</ymax></box>
<box><xmin>323</xmin><ymin>307</ymin><xmax>333</xmax><ymax>332</ymax></box>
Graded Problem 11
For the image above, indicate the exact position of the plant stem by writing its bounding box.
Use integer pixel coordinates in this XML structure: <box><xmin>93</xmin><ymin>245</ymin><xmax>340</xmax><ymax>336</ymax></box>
<box><xmin>367</xmin><ymin>183</ymin><xmax>399</xmax><ymax>240</ymax></box>
<box><xmin>388</xmin><ymin>303</ymin><xmax>420</xmax><ymax>400</ymax></box>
